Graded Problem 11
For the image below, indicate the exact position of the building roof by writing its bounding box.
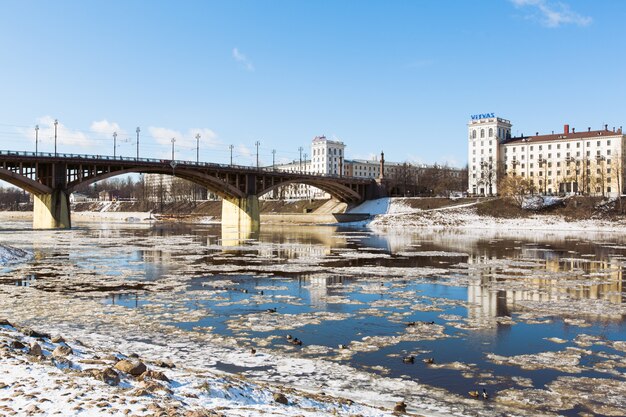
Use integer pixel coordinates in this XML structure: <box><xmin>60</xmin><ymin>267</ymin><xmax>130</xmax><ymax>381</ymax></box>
<box><xmin>504</xmin><ymin>127</ymin><xmax>623</xmax><ymax>145</ymax></box>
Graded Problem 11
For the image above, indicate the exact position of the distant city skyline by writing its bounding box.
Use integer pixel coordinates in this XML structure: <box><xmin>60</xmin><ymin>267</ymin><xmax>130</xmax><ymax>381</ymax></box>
<box><xmin>0</xmin><ymin>0</ymin><xmax>623</xmax><ymax>168</ymax></box>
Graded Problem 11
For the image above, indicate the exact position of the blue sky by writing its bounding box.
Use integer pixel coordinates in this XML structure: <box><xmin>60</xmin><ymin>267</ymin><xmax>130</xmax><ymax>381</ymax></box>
<box><xmin>0</xmin><ymin>0</ymin><xmax>623</xmax><ymax>168</ymax></box>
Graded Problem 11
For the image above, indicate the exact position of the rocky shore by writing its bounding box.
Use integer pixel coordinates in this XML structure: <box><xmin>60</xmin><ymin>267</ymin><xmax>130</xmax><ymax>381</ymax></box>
<box><xmin>0</xmin><ymin>319</ymin><xmax>399</xmax><ymax>417</ymax></box>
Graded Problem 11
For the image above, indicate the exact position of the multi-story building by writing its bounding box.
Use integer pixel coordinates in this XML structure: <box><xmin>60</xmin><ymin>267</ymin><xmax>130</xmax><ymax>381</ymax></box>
<box><xmin>468</xmin><ymin>114</ymin><xmax>625</xmax><ymax>197</ymax></box>
<box><xmin>467</xmin><ymin>114</ymin><xmax>512</xmax><ymax>196</ymax></box>
<box><xmin>311</xmin><ymin>136</ymin><xmax>346</xmax><ymax>176</ymax></box>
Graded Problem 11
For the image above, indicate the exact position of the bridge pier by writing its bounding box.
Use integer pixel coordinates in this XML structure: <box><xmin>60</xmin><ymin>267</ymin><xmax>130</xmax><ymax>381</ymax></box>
<box><xmin>33</xmin><ymin>190</ymin><xmax>71</xmax><ymax>229</ymax></box>
<box><xmin>221</xmin><ymin>195</ymin><xmax>260</xmax><ymax>242</ymax></box>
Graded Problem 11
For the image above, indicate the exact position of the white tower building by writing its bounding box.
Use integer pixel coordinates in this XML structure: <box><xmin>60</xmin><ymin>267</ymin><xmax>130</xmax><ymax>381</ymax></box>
<box><xmin>467</xmin><ymin>113</ymin><xmax>512</xmax><ymax>196</ymax></box>
<box><xmin>311</xmin><ymin>136</ymin><xmax>346</xmax><ymax>176</ymax></box>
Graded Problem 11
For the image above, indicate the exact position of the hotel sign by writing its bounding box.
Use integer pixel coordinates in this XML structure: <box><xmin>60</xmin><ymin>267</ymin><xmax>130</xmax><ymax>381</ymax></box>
<box><xmin>471</xmin><ymin>113</ymin><xmax>495</xmax><ymax>120</ymax></box>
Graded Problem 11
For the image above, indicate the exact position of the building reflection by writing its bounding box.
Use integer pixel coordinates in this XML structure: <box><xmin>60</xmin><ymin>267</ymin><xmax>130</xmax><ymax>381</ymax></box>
<box><xmin>307</xmin><ymin>275</ymin><xmax>345</xmax><ymax>307</ymax></box>
<box><xmin>466</xmin><ymin>252</ymin><xmax>624</xmax><ymax>320</ymax></box>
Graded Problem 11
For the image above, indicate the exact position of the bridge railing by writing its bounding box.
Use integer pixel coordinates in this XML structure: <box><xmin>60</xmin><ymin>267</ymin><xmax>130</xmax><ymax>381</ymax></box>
<box><xmin>0</xmin><ymin>150</ymin><xmax>371</xmax><ymax>181</ymax></box>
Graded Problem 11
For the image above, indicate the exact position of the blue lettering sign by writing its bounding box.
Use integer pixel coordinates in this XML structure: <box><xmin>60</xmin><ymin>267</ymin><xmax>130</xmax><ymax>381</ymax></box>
<box><xmin>471</xmin><ymin>112</ymin><xmax>495</xmax><ymax>120</ymax></box>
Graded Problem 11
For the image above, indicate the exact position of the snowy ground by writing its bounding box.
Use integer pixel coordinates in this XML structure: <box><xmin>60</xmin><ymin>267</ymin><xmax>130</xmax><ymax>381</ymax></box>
<box><xmin>355</xmin><ymin>198</ymin><xmax>626</xmax><ymax>234</ymax></box>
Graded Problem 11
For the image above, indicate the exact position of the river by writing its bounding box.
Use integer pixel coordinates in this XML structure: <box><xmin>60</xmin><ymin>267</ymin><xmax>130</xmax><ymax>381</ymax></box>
<box><xmin>1</xmin><ymin>219</ymin><xmax>625</xmax><ymax>416</ymax></box>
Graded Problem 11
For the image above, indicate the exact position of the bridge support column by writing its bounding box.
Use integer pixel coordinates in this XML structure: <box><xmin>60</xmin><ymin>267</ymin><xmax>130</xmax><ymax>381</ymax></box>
<box><xmin>33</xmin><ymin>190</ymin><xmax>71</xmax><ymax>229</ymax></box>
<box><xmin>221</xmin><ymin>196</ymin><xmax>260</xmax><ymax>244</ymax></box>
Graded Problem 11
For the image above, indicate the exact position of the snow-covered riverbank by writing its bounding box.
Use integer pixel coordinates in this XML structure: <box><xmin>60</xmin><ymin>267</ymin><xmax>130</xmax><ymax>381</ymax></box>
<box><xmin>364</xmin><ymin>198</ymin><xmax>626</xmax><ymax>234</ymax></box>
<box><xmin>0</xmin><ymin>319</ymin><xmax>406</xmax><ymax>417</ymax></box>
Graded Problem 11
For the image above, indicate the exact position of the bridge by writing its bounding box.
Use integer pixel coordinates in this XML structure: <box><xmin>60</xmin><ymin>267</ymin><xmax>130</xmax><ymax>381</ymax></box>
<box><xmin>0</xmin><ymin>150</ymin><xmax>384</xmax><ymax>230</ymax></box>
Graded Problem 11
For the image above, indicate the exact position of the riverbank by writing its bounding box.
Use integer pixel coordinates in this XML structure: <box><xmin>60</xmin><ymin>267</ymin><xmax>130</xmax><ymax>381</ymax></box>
<box><xmin>0</xmin><ymin>318</ymin><xmax>401</xmax><ymax>417</ymax></box>
<box><xmin>369</xmin><ymin>198</ymin><xmax>626</xmax><ymax>233</ymax></box>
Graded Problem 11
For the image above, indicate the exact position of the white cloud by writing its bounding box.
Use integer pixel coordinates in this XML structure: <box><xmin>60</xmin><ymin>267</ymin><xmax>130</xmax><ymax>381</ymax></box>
<box><xmin>149</xmin><ymin>127</ymin><xmax>220</xmax><ymax>148</ymax></box>
<box><xmin>188</xmin><ymin>128</ymin><xmax>220</xmax><ymax>148</ymax></box>
<box><xmin>19</xmin><ymin>116</ymin><xmax>92</xmax><ymax>148</ymax></box>
<box><xmin>90</xmin><ymin>120</ymin><xmax>124</xmax><ymax>136</ymax></box>
<box><xmin>510</xmin><ymin>0</ymin><xmax>592</xmax><ymax>27</ymax></box>
<box><xmin>148</xmin><ymin>126</ymin><xmax>182</xmax><ymax>146</ymax></box>
<box><xmin>232</xmin><ymin>47</ymin><xmax>255</xmax><ymax>71</ymax></box>
<box><xmin>236</xmin><ymin>144</ymin><xmax>253</xmax><ymax>159</ymax></box>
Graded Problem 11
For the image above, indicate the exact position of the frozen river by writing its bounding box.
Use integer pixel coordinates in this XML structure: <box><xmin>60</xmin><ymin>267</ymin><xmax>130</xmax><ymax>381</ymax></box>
<box><xmin>1</xmin><ymin>220</ymin><xmax>626</xmax><ymax>416</ymax></box>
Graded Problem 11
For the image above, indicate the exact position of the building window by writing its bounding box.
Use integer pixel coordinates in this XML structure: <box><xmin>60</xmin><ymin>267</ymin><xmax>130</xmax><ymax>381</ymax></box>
<box><xmin>548</xmin><ymin>145</ymin><xmax>552</xmax><ymax>150</ymax></box>
<box><xmin>607</xmin><ymin>150</ymin><xmax>611</xmax><ymax>155</ymax></box>
<box><xmin>608</xmin><ymin>140</ymin><xmax>611</xmax><ymax>146</ymax></box>
<box><xmin>480</xmin><ymin>129</ymin><xmax>485</xmax><ymax>138</ymax></box>
<box><xmin>489</xmin><ymin>128</ymin><xmax>493</xmax><ymax>137</ymax></box>
<box><xmin>472</xmin><ymin>130</ymin><xmax>476</xmax><ymax>139</ymax></box>
<box><xmin>597</xmin><ymin>141</ymin><xmax>601</xmax><ymax>146</ymax></box>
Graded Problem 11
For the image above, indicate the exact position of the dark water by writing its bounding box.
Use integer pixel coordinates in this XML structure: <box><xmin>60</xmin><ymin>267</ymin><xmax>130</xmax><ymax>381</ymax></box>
<box><xmin>8</xmin><ymin>222</ymin><xmax>626</xmax><ymax>415</ymax></box>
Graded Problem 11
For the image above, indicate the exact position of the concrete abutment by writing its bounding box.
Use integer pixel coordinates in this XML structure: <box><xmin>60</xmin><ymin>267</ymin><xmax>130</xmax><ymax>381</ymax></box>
<box><xmin>33</xmin><ymin>190</ymin><xmax>71</xmax><ymax>229</ymax></box>
<box><xmin>221</xmin><ymin>196</ymin><xmax>260</xmax><ymax>244</ymax></box>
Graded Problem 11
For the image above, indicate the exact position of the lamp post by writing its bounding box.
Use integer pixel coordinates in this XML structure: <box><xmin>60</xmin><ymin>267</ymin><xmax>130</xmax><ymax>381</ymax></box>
<box><xmin>171</xmin><ymin>137</ymin><xmax>176</xmax><ymax>161</ymax></box>
<box><xmin>54</xmin><ymin>119</ymin><xmax>58</xmax><ymax>156</ymax></box>
<box><xmin>272</xmin><ymin>149</ymin><xmax>276</xmax><ymax>170</ymax></box>
<box><xmin>304</xmin><ymin>153</ymin><xmax>308</xmax><ymax>173</ymax></box>
<box><xmin>255</xmin><ymin>140</ymin><xmax>260</xmax><ymax>169</ymax></box>
<box><xmin>229</xmin><ymin>144</ymin><xmax>234</xmax><ymax>166</ymax></box>
<box><xmin>136</xmin><ymin>127</ymin><xmax>140</xmax><ymax>160</ymax></box>
<box><xmin>298</xmin><ymin>146</ymin><xmax>303</xmax><ymax>172</ymax></box>
<box><xmin>113</xmin><ymin>131</ymin><xmax>117</xmax><ymax>159</ymax></box>
<box><xmin>34</xmin><ymin>125</ymin><xmax>39</xmax><ymax>155</ymax></box>
<box><xmin>195</xmin><ymin>133</ymin><xmax>201</xmax><ymax>163</ymax></box>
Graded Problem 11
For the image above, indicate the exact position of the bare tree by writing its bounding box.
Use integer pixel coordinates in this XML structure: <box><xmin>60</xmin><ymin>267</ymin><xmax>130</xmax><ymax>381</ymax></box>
<box><xmin>498</xmin><ymin>175</ymin><xmax>534</xmax><ymax>207</ymax></box>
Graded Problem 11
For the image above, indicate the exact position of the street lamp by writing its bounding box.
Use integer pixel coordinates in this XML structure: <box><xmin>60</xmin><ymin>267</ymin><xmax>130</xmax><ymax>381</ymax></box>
<box><xmin>272</xmin><ymin>149</ymin><xmax>276</xmax><ymax>170</ymax></box>
<box><xmin>195</xmin><ymin>133</ymin><xmax>201</xmax><ymax>163</ymax></box>
<box><xmin>136</xmin><ymin>127</ymin><xmax>140</xmax><ymax>160</ymax></box>
<box><xmin>229</xmin><ymin>144</ymin><xmax>234</xmax><ymax>166</ymax></box>
<box><xmin>171</xmin><ymin>137</ymin><xmax>176</xmax><ymax>161</ymax></box>
<box><xmin>34</xmin><ymin>125</ymin><xmax>39</xmax><ymax>155</ymax></box>
<box><xmin>298</xmin><ymin>146</ymin><xmax>303</xmax><ymax>172</ymax></box>
<box><xmin>54</xmin><ymin>119</ymin><xmax>58</xmax><ymax>156</ymax></box>
<box><xmin>113</xmin><ymin>131</ymin><xmax>117</xmax><ymax>159</ymax></box>
<box><xmin>255</xmin><ymin>140</ymin><xmax>260</xmax><ymax>169</ymax></box>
